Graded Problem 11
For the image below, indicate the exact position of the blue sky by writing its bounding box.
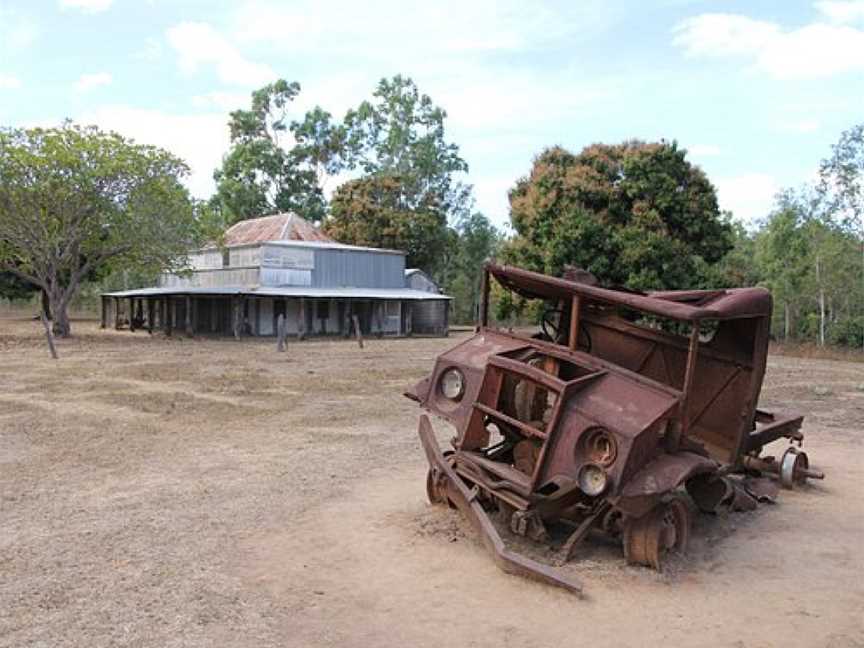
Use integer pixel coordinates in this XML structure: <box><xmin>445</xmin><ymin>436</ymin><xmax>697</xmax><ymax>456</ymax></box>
<box><xmin>1</xmin><ymin>0</ymin><xmax>862</xmax><ymax>230</ymax></box>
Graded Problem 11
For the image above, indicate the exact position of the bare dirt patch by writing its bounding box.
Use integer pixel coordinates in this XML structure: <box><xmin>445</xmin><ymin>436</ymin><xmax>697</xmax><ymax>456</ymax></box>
<box><xmin>1</xmin><ymin>318</ymin><xmax>862</xmax><ymax>648</ymax></box>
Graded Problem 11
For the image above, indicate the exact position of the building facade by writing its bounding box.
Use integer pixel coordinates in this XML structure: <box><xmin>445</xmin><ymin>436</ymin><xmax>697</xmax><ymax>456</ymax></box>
<box><xmin>102</xmin><ymin>213</ymin><xmax>450</xmax><ymax>338</ymax></box>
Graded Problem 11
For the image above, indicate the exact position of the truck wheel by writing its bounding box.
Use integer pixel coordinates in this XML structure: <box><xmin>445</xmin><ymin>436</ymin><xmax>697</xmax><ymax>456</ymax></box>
<box><xmin>623</xmin><ymin>496</ymin><xmax>691</xmax><ymax>571</ymax></box>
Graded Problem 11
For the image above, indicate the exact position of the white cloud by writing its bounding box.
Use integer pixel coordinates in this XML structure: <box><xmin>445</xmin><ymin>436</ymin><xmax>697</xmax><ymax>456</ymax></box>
<box><xmin>688</xmin><ymin>144</ymin><xmax>722</xmax><ymax>157</ymax></box>
<box><xmin>135</xmin><ymin>36</ymin><xmax>163</xmax><ymax>61</ymax></box>
<box><xmin>777</xmin><ymin>118</ymin><xmax>821</xmax><ymax>133</ymax></box>
<box><xmin>191</xmin><ymin>91</ymin><xmax>250</xmax><ymax>111</ymax></box>
<box><xmin>59</xmin><ymin>0</ymin><xmax>113</xmax><ymax>13</ymax></box>
<box><xmin>75</xmin><ymin>72</ymin><xmax>112</xmax><ymax>92</ymax></box>
<box><xmin>165</xmin><ymin>22</ymin><xmax>275</xmax><ymax>87</ymax></box>
<box><xmin>815</xmin><ymin>1</ymin><xmax>864</xmax><ymax>24</ymax></box>
<box><xmin>672</xmin><ymin>12</ymin><xmax>864</xmax><ymax>79</ymax></box>
<box><xmin>80</xmin><ymin>105</ymin><xmax>231</xmax><ymax>198</ymax></box>
<box><xmin>0</xmin><ymin>8</ymin><xmax>37</xmax><ymax>51</ymax></box>
<box><xmin>229</xmin><ymin>0</ymin><xmax>622</xmax><ymax>55</ymax></box>
<box><xmin>714</xmin><ymin>173</ymin><xmax>780</xmax><ymax>223</ymax></box>
<box><xmin>0</xmin><ymin>74</ymin><xmax>22</xmax><ymax>89</ymax></box>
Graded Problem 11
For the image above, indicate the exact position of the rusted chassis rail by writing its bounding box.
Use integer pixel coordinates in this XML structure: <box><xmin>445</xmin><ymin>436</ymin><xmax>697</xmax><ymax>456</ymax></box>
<box><xmin>418</xmin><ymin>414</ymin><xmax>584</xmax><ymax>595</ymax></box>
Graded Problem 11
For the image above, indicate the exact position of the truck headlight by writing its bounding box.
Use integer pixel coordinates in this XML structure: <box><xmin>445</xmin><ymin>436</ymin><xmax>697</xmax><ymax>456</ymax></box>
<box><xmin>578</xmin><ymin>463</ymin><xmax>609</xmax><ymax>496</ymax></box>
<box><xmin>583</xmin><ymin>427</ymin><xmax>617</xmax><ymax>467</ymax></box>
<box><xmin>440</xmin><ymin>368</ymin><xmax>465</xmax><ymax>401</ymax></box>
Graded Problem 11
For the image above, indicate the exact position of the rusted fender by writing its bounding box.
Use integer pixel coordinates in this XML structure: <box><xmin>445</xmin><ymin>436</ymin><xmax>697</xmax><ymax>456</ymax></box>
<box><xmin>418</xmin><ymin>414</ymin><xmax>583</xmax><ymax>596</ymax></box>
<box><xmin>621</xmin><ymin>452</ymin><xmax>717</xmax><ymax>499</ymax></box>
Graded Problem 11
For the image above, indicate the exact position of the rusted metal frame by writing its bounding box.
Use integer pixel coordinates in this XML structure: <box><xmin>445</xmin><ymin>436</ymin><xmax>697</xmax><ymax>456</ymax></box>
<box><xmin>530</xmin><ymin>373</ymin><xmax>608</xmax><ymax>492</ymax></box>
<box><xmin>418</xmin><ymin>414</ymin><xmax>583</xmax><ymax>595</ymax></box>
<box><xmin>488</xmin><ymin>329</ymin><xmax>683</xmax><ymax>399</ymax></box>
<box><xmin>487</xmin><ymin>262</ymin><xmax>754</xmax><ymax>322</ymax></box>
<box><xmin>473</xmin><ymin>402</ymin><xmax>547</xmax><ymax>441</ymax></box>
<box><xmin>687</xmin><ymin>365</ymin><xmax>743</xmax><ymax>430</ymax></box>
<box><xmin>488</xmin><ymin>355</ymin><xmax>567</xmax><ymax>393</ymax></box>
<box><xmin>634</xmin><ymin>342</ymin><xmax>658</xmax><ymax>374</ymax></box>
<box><xmin>561</xmin><ymin>370</ymin><xmax>607</xmax><ymax>399</ymax></box>
<box><xmin>733</xmin><ymin>314</ymin><xmax>771</xmax><ymax>460</ymax></box>
<box><xmin>528</xmin><ymin>389</ymin><xmax>565</xmax><ymax>490</ymax></box>
<box><xmin>568</xmin><ymin>294</ymin><xmax>581</xmax><ymax>351</ymax></box>
<box><xmin>581</xmin><ymin>312</ymin><xmax>754</xmax><ymax>370</ymax></box>
<box><xmin>556</xmin><ymin>502</ymin><xmax>611</xmax><ymax>566</ymax></box>
<box><xmin>744</xmin><ymin>413</ymin><xmax>804</xmax><ymax>453</ymax></box>
<box><xmin>458</xmin><ymin>451</ymin><xmax>532</xmax><ymax>494</ymax></box>
<box><xmin>679</xmin><ymin>322</ymin><xmax>701</xmax><ymax>435</ymax></box>
<box><xmin>453</xmin><ymin>462</ymin><xmax>530</xmax><ymax>509</ymax></box>
<box><xmin>461</xmin><ymin>365</ymin><xmax>506</xmax><ymax>451</ymax></box>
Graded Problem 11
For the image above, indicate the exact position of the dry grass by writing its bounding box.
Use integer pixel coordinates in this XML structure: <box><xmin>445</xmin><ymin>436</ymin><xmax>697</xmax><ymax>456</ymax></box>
<box><xmin>1</xmin><ymin>316</ymin><xmax>863</xmax><ymax>648</ymax></box>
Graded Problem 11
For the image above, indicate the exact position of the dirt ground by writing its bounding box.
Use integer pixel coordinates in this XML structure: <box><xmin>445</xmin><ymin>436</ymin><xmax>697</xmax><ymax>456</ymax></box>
<box><xmin>1</xmin><ymin>318</ymin><xmax>863</xmax><ymax>648</ymax></box>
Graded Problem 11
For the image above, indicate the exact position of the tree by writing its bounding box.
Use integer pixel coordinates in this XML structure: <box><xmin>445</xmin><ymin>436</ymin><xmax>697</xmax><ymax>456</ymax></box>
<box><xmin>0</xmin><ymin>123</ymin><xmax>196</xmax><ymax>337</ymax></box>
<box><xmin>444</xmin><ymin>212</ymin><xmax>500</xmax><ymax>323</ymax></box>
<box><xmin>343</xmin><ymin>75</ymin><xmax>469</xmax><ymax>217</ymax></box>
<box><xmin>326</xmin><ymin>75</ymin><xmax>471</xmax><ymax>276</ymax></box>
<box><xmin>754</xmin><ymin>187</ymin><xmax>862</xmax><ymax>346</ymax></box>
<box><xmin>819</xmin><ymin>124</ymin><xmax>864</xmax><ymax>348</ymax></box>
<box><xmin>325</xmin><ymin>174</ymin><xmax>449</xmax><ymax>273</ymax></box>
<box><xmin>212</xmin><ymin>80</ymin><xmax>345</xmax><ymax>223</ymax></box>
<box><xmin>503</xmin><ymin>142</ymin><xmax>733</xmax><ymax>290</ymax></box>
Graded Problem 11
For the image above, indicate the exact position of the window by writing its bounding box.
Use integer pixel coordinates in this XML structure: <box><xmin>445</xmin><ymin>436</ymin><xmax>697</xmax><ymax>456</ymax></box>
<box><xmin>222</xmin><ymin>249</ymin><xmax>230</xmax><ymax>268</ymax></box>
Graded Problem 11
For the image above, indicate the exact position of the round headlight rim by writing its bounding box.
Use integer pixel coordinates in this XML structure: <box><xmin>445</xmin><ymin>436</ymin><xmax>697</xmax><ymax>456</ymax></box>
<box><xmin>581</xmin><ymin>426</ymin><xmax>618</xmax><ymax>468</ymax></box>
<box><xmin>578</xmin><ymin>462</ymin><xmax>609</xmax><ymax>497</ymax></box>
<box><xmin>439</xmin><ymin>367</ymin><xmax>466</xmax><ymax>401</ymax></box>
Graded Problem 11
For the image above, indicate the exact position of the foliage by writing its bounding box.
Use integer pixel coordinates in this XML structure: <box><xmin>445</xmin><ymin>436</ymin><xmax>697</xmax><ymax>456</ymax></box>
<box><xmin>0</xmin><ymin>123</ymin><xmax>196</xmax><ymax>336</ymax></box>
<box><xmin>212</xmin><ymin>80</ymin><xmax>345</xmax><ymax>224</ymax></box>
<box><xmin>343</xmin><ymin>75</ymin><xmax>470</xmax><ymax>216</ymax></box>
<box><xmin>324</xmin><ymin>75</ymin><xmax>471</xmax><ymax>278</ymax></box>
<box><xmin>819</xmin><ymin>123</ymin><xmax>863</xmax><ymax>233</ymax></box>
<box><xmin>753</xmin><ymin>190</ymin><xmax>862</xmax><ymax>346</ymax></box>
<box><xmin>325</xmin><ymin>174</ymin><xmax>449</xmax><ymax>273</ymax></box>
<box><xmin>503</xmin><ymin>142</ymin><xmax>733</xmax><ymax>291</ymax></box>
<box><xmin>442</xmin><ymin>212</ymin><xmax>500</xmax><ymax>323</ymax></box>
<box><xmin>0</xmin><ymin>270</ymin><xmax>37</xmax><ymax>302</ymax></box>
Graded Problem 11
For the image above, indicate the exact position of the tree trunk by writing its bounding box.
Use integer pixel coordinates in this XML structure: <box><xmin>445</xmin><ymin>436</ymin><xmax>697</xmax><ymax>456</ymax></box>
<box><xmin>784</xmin><ymin>302</ymin><xmax>790</xmax><ymax>341</ymax></box>
<box><xmin>816</xmin><ymin>254</ymin><xmax>825</xmax><ymax>347</ymax></box>
<box><xmin>41</xmin><ymin>289</ymin><xmax>52</xmax><ymax>320</ymax></box>
<box><xmin>48</xmin><ymin>286</ymin><xmax>72</xmax><ymax>337</ymax></box>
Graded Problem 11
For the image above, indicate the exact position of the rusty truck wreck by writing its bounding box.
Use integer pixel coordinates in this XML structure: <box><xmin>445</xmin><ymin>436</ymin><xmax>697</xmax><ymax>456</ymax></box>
<box><xmin>406</xmin><ymin>263</ymin><xmax>823</xmax><ymax>595</ymax></box>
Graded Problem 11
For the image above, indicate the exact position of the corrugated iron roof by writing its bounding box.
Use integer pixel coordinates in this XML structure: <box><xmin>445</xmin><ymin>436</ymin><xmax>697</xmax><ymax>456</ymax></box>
<box><xmin>104</xmin><ymin>286</ymin><xmax>450</xmax><ymax>300</ymax></box>
<box><xmin>222</xmin><ymin>213</ymin><xmax>333</xmax><ymax>246</ymax></box>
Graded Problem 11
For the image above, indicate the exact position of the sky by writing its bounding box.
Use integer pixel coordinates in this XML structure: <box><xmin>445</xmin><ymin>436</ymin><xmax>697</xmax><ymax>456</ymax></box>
<box><xmin>1</xmin><ymin>0</ymin><xmax>862</xmax><ymax>231</ymax></box>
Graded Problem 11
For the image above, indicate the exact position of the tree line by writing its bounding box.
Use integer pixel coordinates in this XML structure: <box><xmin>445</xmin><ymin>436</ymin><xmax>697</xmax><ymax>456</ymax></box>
<box><xmin>0</xmin><ymin>74</ymin><xmax>861</xmax><ymax>347</ymax></box>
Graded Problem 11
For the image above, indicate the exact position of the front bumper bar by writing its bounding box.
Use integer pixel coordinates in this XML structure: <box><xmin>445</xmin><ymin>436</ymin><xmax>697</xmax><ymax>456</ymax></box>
<box><xmin>418</xmin><ymin>414</ymin><xmax>583</xmax><ymax>596</ymax></box>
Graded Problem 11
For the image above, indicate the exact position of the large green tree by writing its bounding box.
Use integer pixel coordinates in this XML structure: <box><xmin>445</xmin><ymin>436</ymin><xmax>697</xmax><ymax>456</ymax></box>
<box><xmin>756</xmin><ymin>188</ymin><xmax>862</xmax><ymax>346</ymax></box>
<box><xmin>325</xmin><ymin>174</ymin><xmax>449</xmax><ymax>272</ymax></box>
<box><xmin>326</xmin><ymin>76</ymin><xmax>470</xmax><ymax>276</ymax></box>
<box><xmin>819</xmin><ymin>123</ymin><xmax>864</xmax><ymax>348</ymax></box>
<box><xmin>503</xmin><ymin>142</ymin><xmax>733</xmax><ymax>290</ymax></box>
<box><xmin>342</xmin><ymin>75</ymin><xmax>469</xmax><ymax>216</ymax></box>
<box><xmin>0</xmin><ymin>123</ymin><xmax>196</xmax><ymax>336</ymax></box>
<box><xmin>212</xmin><ymin>80</ymin><xmax>345</xmax><ymax>224</ymax></box>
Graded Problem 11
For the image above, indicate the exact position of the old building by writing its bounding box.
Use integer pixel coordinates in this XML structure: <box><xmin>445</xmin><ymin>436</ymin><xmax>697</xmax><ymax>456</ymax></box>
<box><xmin>102</xmin><ymin>213</ymin><xmax>450</xmax><ymax>338</ymax></box>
